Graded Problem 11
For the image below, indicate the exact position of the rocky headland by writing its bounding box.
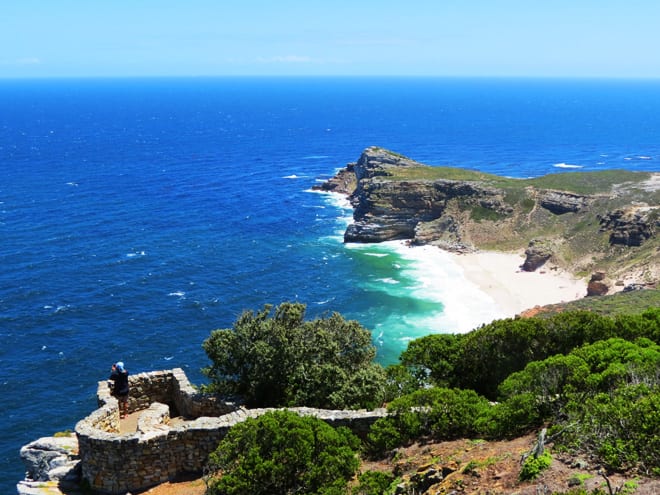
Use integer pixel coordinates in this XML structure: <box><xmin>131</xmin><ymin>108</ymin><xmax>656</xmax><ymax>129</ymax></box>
<box><xmin>315</xmin><ymin>146</ymin><xmax>660</xmax><ymax>294</ymax></box>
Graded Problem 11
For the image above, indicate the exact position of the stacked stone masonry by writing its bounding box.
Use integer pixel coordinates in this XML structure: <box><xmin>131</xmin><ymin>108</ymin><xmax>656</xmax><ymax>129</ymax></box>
<box><xmin>75</xmin><ymin>368</ymin><xmax>387</xmax><ymax>494</ymax></box>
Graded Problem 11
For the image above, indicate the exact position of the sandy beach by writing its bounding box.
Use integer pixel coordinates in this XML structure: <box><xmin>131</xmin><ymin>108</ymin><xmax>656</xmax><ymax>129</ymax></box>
<box><xmin>450</xmin><ymin>250</ymin><xmax>588</xmax><ymax>318</ymax></box>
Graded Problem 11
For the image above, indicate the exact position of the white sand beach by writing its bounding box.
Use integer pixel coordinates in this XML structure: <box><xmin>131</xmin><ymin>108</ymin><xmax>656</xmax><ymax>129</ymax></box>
<box><xmin>450</xmin><ymin>250</ymin><xmax>587</xmax><ymax>318</ymax></box>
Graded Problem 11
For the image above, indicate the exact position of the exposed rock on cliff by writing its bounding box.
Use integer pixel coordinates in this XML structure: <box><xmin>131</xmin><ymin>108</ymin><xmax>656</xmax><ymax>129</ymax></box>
<box><xmin>599</xmin><ymin>206</ymin><xmax>658</xmax><ymax>246</ymax></box>
<box><xmin>312</xmin><ymin>164</ymin><xmax>357</xmax><ymax>195</ymax></box>
<box><xmin>319</xmin><ymin>147</ymin><xmax>660</xmax><ymax>285</ymax></box>
<box><xmin>538</xmin><ymin>190</ymin><xmax>591</xmax><ymax>214</ymax></box>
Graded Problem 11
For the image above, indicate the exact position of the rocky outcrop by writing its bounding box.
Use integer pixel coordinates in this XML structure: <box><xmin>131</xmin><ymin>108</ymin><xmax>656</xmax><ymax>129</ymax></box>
<box><xmin>342</xmin><ymin>147</ymin><xmax>506</xmax><ymax>245</ymax></box>
<box><xmin>538</xmin><ymin>190</ymin><xmax>591</xmax><ymax>214</ymax></box>
<box><xmin>599</xmin><ymin>207</ymin><xmax>658</xmax><ymax>246</ymax></box>
<box><xmin>17</xmin><ymin>436</ymin><xmax>81</xmax><ymax>495</ymax></box>
<box><xmin>522</xmin><ymin>239</ymin><xmax>554</xmax><ymax>272</ymax></box>
<box><xmin>318</xmin><ymin>146</ymin><xmax>659</xmax><ymax>290</ymax></box>
<box><xmin>587</xmin><ymin>271</ymin><xmax>610</xmax><ymax>296</ymax></box>
<box><xmin>312</xmin><ymin>164</ymin><xmax>357</xmax><ymax>195</ymax></box>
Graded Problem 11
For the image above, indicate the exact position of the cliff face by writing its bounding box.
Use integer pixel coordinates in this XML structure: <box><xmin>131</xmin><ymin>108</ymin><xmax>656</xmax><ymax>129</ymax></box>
<box><xmin>320</xmin><ymin>147</ymin><xmax>660</xmax><ymax>287</ymax></box>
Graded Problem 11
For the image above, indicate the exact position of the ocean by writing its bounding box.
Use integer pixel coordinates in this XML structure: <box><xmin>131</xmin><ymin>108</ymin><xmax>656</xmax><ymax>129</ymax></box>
<box><xmin>1</xmin><ymin>77</ymin><xmax>659</xmax><ymax>490</ymax></box>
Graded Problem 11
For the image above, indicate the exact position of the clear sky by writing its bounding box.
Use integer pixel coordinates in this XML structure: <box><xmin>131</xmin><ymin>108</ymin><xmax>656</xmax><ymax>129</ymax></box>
<box><xmin>2</xmin><ymin>0</ymin><xmax>660</xmax><ymax>79</ymax></box>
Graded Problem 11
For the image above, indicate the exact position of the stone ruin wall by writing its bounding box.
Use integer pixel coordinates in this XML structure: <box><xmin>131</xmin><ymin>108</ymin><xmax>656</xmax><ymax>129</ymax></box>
<box><xmin>75</xmin><ymin>368</ymin><xmax>387</xmax><ymax>495</ymax></box>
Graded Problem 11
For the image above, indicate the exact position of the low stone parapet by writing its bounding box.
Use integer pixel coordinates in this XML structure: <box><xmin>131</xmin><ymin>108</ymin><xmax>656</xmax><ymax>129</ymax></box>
<box><xmin>73</xmin><ymin>368</ymin><xmax>389</xmax><ymax>494</ymax></box>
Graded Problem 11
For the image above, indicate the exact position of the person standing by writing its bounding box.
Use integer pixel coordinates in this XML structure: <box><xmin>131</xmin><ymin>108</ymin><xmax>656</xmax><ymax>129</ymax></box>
<box><xmin>109</xmin><ymin>361</ymin><xmax>129</xmax><ymax>418</ymax></box>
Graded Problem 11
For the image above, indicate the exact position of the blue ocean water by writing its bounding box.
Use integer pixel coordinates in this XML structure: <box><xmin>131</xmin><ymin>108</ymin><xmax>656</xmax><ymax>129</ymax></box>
<box><xmin>1</xmin><ymin>77</ymin><xmax>660</xmax><ymax>490</ymax></box>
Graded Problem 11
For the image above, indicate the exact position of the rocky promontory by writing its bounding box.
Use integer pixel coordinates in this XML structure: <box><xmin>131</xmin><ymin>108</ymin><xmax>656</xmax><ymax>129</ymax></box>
<box><xmin>316</xmin><ymin>147</ymin><xmax>660</xmax><ymax>289</ymax></box>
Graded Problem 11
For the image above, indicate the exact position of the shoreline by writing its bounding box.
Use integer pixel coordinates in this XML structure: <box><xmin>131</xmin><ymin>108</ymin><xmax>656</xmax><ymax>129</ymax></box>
<box><xmin>448</xmin><ymin>249</ymin><xmax>588</xmax><ymax>318</ymax></box>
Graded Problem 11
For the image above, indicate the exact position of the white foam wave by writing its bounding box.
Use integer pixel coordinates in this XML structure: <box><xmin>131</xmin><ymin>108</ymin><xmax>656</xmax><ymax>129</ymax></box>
<box><xmin>302</xmin><ymin>155</ymin><xmax>329</xmax><ymax>159</ymax></box>
<box><xmin>376</xmin><ymin>277</ymin><xmax>399</xmax><ymax>284</ymax></box>
<box><xmin>168</xmin><ymin>291</ymin><xmax>186</xmax><ymax>298</ymax></box>
<box><xmin>363</xmin><ymin>252</ymin><xmax>389</xmax><ymax>258</ymax></box>
<box><xmin>553</xmin><ymin>163</ymin><xmax>583</xmax><ymax>169</ymax></box>
<box><xmin>638</xmin><ymin>156</ymin><xmax>652</xmax><ymax>160</ymax></box>
<box><xmin>379</xmin><ymin>241</ymin><xmax>506</xmax><ymax>334</ymax></box>
<box><xmin>283</xmin><ymin>174</ymin><xmax>304</xmax><ymax>179</ymax></box>
<box><xmin>126</xmin><ymin>251</ymin><xmax>146</xmax><ymax>258</ymax></box>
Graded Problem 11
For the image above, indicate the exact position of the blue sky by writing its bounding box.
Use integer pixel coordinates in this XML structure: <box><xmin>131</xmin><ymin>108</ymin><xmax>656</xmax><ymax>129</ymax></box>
<box><xmin>2</xmin><ymin>0</ymin><xmax>660</xmax><ymax>78</ymax></box>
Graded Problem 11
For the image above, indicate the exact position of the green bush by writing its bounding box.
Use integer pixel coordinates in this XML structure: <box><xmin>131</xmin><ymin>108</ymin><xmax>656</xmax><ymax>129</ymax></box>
<box><xmin>519</xmin><ymin>451</ymin><xmax>552</xmax><ymax>481</ymax></box>
<box><xmin>202</xmin><ymin>302</ymin><xmax>386</xmax><ymax>408</ymax></box>
<box><xmin>368</xmin><ymin>387</ymin><xmax>490</xmax><ymax>454</ymax></box>
<box><xmin>352</xmin><ymin>471</ymin><xmax>397</xmax><ymax>495</ymax></box>
<box><xmin>402</xmin><ymin>310</ymin><xmax>659</xmax><ymax>400</ymax></box>
<box><xmin>477</xmin><ymin>392</ymin><xmax>544</xmax><ymax>439</ymax></box>
<box><xmin>559</xmin><ymin>384</ymin><xmax>660</xmax><ymax>472</ymax></box>
<box><xmin>206</xmin><ymin>410</ymin><xmax>360</xmax><ymax>495</ymax></box>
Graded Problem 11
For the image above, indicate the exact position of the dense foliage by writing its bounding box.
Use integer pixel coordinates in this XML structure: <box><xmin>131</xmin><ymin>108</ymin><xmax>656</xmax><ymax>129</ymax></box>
<box><xmin>368</xmin><ymin>387</ymin><xmax>491</xmax><ymax>453</ymax></box>
<box><xmin>202</xmin><ymin>304</ymin><xmax>659</xmax><ymax>487</ymax></box>
<box><xmin>206</xmin><ymin>410</ymin><xmax>360</xmax><ymax>495</ymax></box>
<box><xmin>202</xmin><ymin>302</ymin><xmax>386</xmax><ymax>408</ymax></box>
<box><xmin>400</xmin><ymin>309</ymin><xmax>660</xmax><ymax>399</ymax></box>
<box><xmin>375</xmin><ymin>337</ymin><xmax>660</xmax><ymax>473</ymax></box>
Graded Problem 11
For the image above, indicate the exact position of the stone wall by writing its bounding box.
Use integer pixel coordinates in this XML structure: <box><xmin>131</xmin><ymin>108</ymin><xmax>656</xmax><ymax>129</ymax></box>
<box><xmin>75</xmin><ymin>368</ymin><xmax>387</xmax><ymax>495</ymax></box>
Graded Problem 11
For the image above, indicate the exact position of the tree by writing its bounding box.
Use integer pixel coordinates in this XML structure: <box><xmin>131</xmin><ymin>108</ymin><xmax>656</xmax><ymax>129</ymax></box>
<box><xmin>202</xmin><ymin>302</ymin><xmax>386</xmax><ymax>408</ymax></box>
<box><xmin>206</xmin><ymin>410</ymin><xmax>360</xmax><ymax>495</ymax></box>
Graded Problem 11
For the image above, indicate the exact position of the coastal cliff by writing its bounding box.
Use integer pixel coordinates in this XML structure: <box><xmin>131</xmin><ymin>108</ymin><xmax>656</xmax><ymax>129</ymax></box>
<box><xmin>316</xmin><ymin>147</ymin><xmax>660</xmax><ymax>289</ymax></box>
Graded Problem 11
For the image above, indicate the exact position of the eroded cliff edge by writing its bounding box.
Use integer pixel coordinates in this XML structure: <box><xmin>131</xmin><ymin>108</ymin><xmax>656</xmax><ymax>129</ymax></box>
<box><xmin>315</xmin><ymin>147</ymin><xmax>660</xmax><ymax>290</ymax></box>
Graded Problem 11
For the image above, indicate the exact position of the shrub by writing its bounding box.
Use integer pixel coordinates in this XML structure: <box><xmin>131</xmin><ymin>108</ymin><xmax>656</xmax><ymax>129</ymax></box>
<box><xmin>477</xmin><ymin>392</ymin><xmax>544</xmax><ymax>439</ymax></box>
<box><xmin>206</xmin><ymin>410</ymin><xmax>360</xmax><ymax>495</ymax></box>
<box><xmin>519</xmin><ymin>451</ymin><xmax>552</xmax><ymax>481</ymax></box>
<box><xmin>367</xmin><ymin>387</ymin><xmax>490</xmax><ymax>455</ymax></box>
<box><xmin>202</xmin><ymin>302</ymin><xmax>386</xmax><ymax>408</ymax></box>
<box><xmin>352</xmin><ymin>471</ymin><xmax>397</xmax><ymax>495</ymax></box>
<box><xmin>559</xmin><ymin>384</ymin><xmax>660</xmax><ymax>472</ymax></box>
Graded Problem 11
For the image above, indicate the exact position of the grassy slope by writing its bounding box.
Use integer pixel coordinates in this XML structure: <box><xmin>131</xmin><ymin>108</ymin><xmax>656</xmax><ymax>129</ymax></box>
<box><xmin>526</xmin><ymin>288</ymin><xmax>660</xmax><ymax>317</ymax></box>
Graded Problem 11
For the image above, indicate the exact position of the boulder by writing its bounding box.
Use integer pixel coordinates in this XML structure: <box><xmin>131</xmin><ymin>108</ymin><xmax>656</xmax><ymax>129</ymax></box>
<box><xmin>522</xmin><ymin>239</ymin><xmax>554</xmax><ymax>272</ymax></box>
<box><xmin>587</xmin><ymin>272</ymin><xmax>609</xmax><ymax>296</ymax></box>
<box><xmin>20</xmin><ymin>436</ymin><xmax>80</xmax><ymax>483</ymax></box>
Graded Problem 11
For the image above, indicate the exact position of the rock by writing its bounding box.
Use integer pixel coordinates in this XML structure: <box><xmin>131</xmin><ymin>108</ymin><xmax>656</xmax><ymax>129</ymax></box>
<box><xmin>20</xmin><ymin>436</ymin><xmax>79</xmax><ymax>483</ymax></box>
<box><xmin>522</xmin><ymin>239</ymin><xmax>554</xmax><ymax>272</ymax></box>
<box><xmin>587</xmin><ymin>273</ymin><xmax>609</xmax><ymax>296</ymax></box>
<box><xmin>17</xmin><ymin>480</ymin><xmax>66</xmax><ymax>495</ymax></box>
<box><xmin>410</xmin><ymin>467</ymin><xmax>444</xmax><ymax>492</ymax></box>
<box><xmin>311</xmin><ymin>164</ymin><xmax>357</xmax><ymax>195</ymax></box>
<box><xmin>342</xmin><ymin>147</ymin><xmax>505</xmax><ymax>244</ymax></box>
<box><xmin>538</xmin><ymin>190</ymin><xmax>591</xmax><ymax>214</ymax></box>
<box><xmin>599</xmin><ymin>207</ymin><xmax>657</xmax><ymax>246</ymax></box>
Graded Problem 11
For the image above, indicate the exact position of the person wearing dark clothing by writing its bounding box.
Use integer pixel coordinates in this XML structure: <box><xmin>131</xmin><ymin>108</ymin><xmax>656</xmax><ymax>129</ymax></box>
<box><xmin>109</xmin><ymin>361</ymin><xmax>129</xmax><ymax>418</ymax></box>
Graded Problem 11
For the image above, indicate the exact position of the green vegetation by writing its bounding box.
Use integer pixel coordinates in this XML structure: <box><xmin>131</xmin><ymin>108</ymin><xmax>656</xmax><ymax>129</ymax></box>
<box><xmin>352</xmin><ymin>471</ymin><xmax>397</xmax><ymax>495</ymax></box>
<box><xmin>519</xmin><ymin>451</ymin><xmax>553</xmax><ymax>481</ymax></box>
<box><xmin>528</xmin><ymin>170</ymin><xmax>651</xmax><ymax>195</ymax></box>
<box><xmin>384</xmin><ymin>164</ymin><xmax>499</xmax><ymax>182</ymax></box>
<box><xmin>468</xmin><ymin>204</ymin><xmax>506</xmax><ymax>222</ymax></box>
<box><xmin>380</xmin><ymin>156</ymin><xmax>652</xmax><ymax>196</ymax></box>
<box><xmin>202</xmin><ymin>302</ymin><xmax>386</xmax><ymax>408</ymax></box>
<box><xmin>367</xmin><ymin>387</ymin><xmax>490</xmax><ymax>453</ymax></box>
<box><xmin>535</xmin><ymin>289</ymin><xmax>660</xmax><ymax>317</ymax></box>
<box><xmin>400</xmin><ymin>308</ymin><xmax>660</xmax><ymax>399</ymax></box>
<box><xmin>205</xmin><ymin>410</ymin><xmax>360</xmax><ymax>495</ymax></box>
<box><xmin>202</xmin><ymin>301</ymin><xmax>659</xmax><ymax>491</ymax></box>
